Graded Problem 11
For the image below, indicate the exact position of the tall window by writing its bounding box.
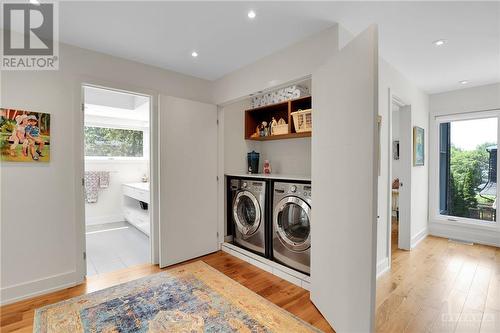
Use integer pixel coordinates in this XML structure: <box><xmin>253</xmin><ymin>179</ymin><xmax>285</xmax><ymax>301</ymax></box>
<box><xmin>439</xmin><ymin>117</ymin><xmax>497</xmax><ymax>222</ymax></box>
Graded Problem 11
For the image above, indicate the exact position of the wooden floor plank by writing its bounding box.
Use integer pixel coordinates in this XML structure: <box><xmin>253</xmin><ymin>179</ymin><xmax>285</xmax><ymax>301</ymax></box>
<box><xmin>377</xmin><ymin>233</ymin><xmax>500</xmax><ymax>333</ymax></box>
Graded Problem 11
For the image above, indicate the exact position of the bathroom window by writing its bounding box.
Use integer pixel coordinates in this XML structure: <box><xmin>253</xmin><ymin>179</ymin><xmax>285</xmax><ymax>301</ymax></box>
<box><xmin>438</xmin><ymin>116</ymin><xmax>497</xmax><ymax>223</ymax></box>
<box><xmin>84</xmin><ymin>126</ymin><xmax>145</xmax><ymax>158</ymax></box>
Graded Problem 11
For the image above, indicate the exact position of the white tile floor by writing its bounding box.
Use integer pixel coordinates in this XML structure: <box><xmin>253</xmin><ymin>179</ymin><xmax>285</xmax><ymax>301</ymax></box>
<box><xmin>86</xmin><ymin>222</ymin><xmax>150</xmax><ymax>276</ymax></box>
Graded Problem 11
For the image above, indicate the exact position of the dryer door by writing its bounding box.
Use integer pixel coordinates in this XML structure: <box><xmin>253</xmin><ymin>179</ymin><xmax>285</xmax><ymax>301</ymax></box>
<box><xmin>233</xmin><ymin>190</ymin><xmax>261</xmax><ymax>238</ymax></box>
<box><xmin>275</xmin><ymin>196</ymin><xmax>311</xmax><ymax>252</ymax></box>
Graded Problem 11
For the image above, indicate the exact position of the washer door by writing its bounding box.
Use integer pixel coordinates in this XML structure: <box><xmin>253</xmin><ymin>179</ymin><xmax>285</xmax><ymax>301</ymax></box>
<box><xmin>275</xmin><ymin>196</ymin><xmax>311</xmax><ymax>251</ymax></box>
<box><xmin>233</xmin><ymin>190</ymin><xmax>261</xmax><ymax>238</ymax></box>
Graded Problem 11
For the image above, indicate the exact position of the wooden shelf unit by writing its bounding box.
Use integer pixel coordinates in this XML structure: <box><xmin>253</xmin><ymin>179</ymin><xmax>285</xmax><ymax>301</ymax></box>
<box><xmin>245</xmin><ymin>96</ymin><xmax>312</xmax><ymax>141</ymax></box>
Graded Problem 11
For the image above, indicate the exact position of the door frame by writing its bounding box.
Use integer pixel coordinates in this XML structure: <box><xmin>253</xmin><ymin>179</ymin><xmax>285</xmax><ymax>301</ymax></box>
<box><xmin>387</xmin><ymin>88</ymin><xmax>412</xmax><ymax>264</ymax></box>
<box><xmin>76</xmin><ymin>80</ymin><xmax>159</xmax><ymax>280</ymax></box>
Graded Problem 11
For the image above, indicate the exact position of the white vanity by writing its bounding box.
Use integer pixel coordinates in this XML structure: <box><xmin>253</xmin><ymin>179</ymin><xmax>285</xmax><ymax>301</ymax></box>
<box><xmin>122</xmin><ymin>182</ymin><xmax>150</xmax><ymax>236</ymax></box>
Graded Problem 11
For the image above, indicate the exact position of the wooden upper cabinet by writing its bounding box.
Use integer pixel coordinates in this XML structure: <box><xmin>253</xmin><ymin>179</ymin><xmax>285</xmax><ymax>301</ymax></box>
<box><xmin>244</xmin><ymin>96</ymin><xmax>312</xmax><ymax>141</ymax></box>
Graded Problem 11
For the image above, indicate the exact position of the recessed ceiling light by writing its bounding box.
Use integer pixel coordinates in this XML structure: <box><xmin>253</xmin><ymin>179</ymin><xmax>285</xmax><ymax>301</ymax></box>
<box><xmin>433</xmin><ymin>39</ymin><xmax>447</xmax><ymax>47</ymax></box>
<box><xmin>247</xmin><ymin>10</ymin><xmax>256</xmax><ymax>19</ymax></box>
<box><xmin>459</xmin><ymin>80</ymin><xmax>469</xmax><ymax>85</ymax></box>
<box><xmin>29</xmin><ymin>0</ymin><xmax>40</xmax><ymax>5</ymax></box>
<box><xmin>191</xmin><ymin>51</ymin><xmax>198</xmax><ymax>58</ymax></box>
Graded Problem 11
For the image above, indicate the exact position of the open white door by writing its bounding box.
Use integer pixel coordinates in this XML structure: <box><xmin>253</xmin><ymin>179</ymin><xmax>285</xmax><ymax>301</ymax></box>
<box><xmin>311</xmin><ymin>25</ymin><xmax>379</xmax><ymax>332</ymax></box>
<box><xmin>159</xmin><ymin>95</ymin><xmax>218</xmax><ymax>267</ymax></box>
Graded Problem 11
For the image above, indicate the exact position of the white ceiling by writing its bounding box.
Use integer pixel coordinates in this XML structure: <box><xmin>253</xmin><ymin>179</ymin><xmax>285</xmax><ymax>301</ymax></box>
<box><xmin>59</xmin><ymin>1</ymin><xmax>500</xmax><ymax>94</ymax></box>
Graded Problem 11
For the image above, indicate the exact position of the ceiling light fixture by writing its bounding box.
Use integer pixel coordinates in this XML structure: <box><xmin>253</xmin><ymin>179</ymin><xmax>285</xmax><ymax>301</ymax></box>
<box><xmin>191</xmin><ymin>51</ymin><xmax>198</xmax><ymax>58</ymax></box>
<box><xmin>433</xmin><ymin>39</ymin><xmax>447</xmax><ymax>47</ymax></box>
<box><xmin>459</xmin><ymin>80</ymin><xmax>469</xmax><ymax>85</ymax></box>
<box><xmin>247</xmin><ymin>10</ymin><xmax>256</xmax><ymax>19</ymax></box>
<box><xmin>29</xmin><ymin>0</ymin><xmax>40</xmax><ymax>5</ymax></box>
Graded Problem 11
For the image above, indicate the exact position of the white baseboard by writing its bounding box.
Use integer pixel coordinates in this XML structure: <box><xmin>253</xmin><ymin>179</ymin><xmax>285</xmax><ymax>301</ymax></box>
<box><xmin>85</xmin><ymin>214</ymin><xmax>124</xmax><ymax>226</ymax></box>
<box><xmin>411</xmin><ymin>227</ymin><xmax>428</xmax><ymax>249</ymax></box>
<box><xmin>221</xmin><ymin>243</ymin><xmax>311</xmax><ymax>290</ymax></box>
<box><xmin>376</xmin><ymin>257</ymin><xmax>390</xmax><ymax>278</ymax></box>
<box><xmin>0</xmin><ymin>270</ymin><xmax>82</xmax><ymax>306</ymax></box>
<box><xmin>429</xmin><ymin>221</ymin><xmax>500</xmax><ymax>247</ymax></box>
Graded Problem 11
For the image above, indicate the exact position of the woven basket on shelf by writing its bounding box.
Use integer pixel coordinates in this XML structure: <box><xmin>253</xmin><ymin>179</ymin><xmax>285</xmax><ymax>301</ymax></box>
<box><xmin>271</xmin><ymin>118</ymin><xmax>288</xmax><ymax>135</ymax></box>
<box><xmin>291</xmin><ymin>109</ymin><xmax>312</xmax><ymax>133</ymax></box>
<box><xmin>272</xmin><ymin>124</ymin><xmax>288</xmax><ymax>135</ymax></box>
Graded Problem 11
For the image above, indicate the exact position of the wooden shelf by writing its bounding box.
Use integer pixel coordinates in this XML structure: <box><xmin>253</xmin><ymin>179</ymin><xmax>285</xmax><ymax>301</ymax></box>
<box><xmin>247</xmin><ymin>131</ymin><xmax>311</xmax><ymax>141</ymax></box>
<box><xmin>245</xmin><ymin>95</ymin><xmax>312</xmax><ymax>140</ymax></box>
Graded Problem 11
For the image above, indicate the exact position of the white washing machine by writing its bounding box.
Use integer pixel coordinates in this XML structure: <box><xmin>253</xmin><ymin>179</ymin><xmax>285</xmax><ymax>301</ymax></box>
<box><xmin>272</xmin><ymin>181</ymin><xmax>311</xmax><ymax>274</ymax></box>
<box><xmin>230</xmin><ymin>178</ymin><xmax>266</xmax><ymax>256</ymax></box>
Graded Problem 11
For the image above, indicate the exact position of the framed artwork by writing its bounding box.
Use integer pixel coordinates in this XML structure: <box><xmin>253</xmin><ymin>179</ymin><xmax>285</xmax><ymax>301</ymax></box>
<box><xmin>0</xmin><ymin>108</ymin><xmax>50</xmax><ymax>162</ymax></box>
<box><xmin>413</xmin><ymin>126</ymin><xmax>424</xmax><ymax>166</ymax></box>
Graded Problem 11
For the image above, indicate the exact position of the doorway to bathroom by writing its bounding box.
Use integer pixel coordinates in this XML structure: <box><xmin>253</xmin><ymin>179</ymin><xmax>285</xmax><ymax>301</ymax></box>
<box><xmin>390</xmin><ymin>95</ymin><xmax>412</xmax><ymax>253</ymax></box>
<box><xmin>82</xmin><ymin>85</ymin><xmax>152</xmax><ymax>276</ymax></box>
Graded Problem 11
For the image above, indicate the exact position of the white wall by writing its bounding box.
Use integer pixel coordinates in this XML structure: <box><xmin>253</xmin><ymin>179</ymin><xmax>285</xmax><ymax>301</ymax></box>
<box><xmin>0</xmin><ymin>42</ymin><xmax>213</xmax><ymax>304</ymax></box>
<box><xmin>213</xmin><ymin>26</ymin><xmax>338</xmax><ymax>105</ymax></box>
<box><xmin>377</xmin><ymin>59</ymin><xmax>429</xmax><ymax>275</ymax></box>
<box><xmin>84</xmin><ymin>160</ymin><xmax>148</xmax><ymax>225</ymax></box>
<box><xmin>221</xmin><ymin>99</ymin><xmax>259</xmax><ymax>175</ymax></box>
<box><xmin>429</xmin><ymin>83</ymin><xmax>500</xmax><ymax>246</ymax></box>
<box><xmin>259</xmin><ymin>138</ymin><xmax>311</xmax><ymax>176</ymax></box>
<box><xmin>430</xmin><ymin>83</ymin><xmax>500</xmax><ymax>117</ymax></box>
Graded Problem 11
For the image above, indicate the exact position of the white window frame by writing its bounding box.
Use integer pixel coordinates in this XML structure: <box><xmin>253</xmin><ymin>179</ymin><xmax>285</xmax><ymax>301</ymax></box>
<box><xmin>84</xmin><ymin>122</ymin><xmax>149</xmax><ymax>161</ymax></box>
<box><xmin>430</xmin><ymin>109</ymin><xmax>500</xmax><ymax>231</ymax></box>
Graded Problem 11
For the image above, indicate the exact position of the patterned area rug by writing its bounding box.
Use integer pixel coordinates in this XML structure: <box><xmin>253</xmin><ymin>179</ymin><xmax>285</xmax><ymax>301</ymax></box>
<box><xmin>34</xmin><ymin>261</ymin><xmax>322</xmax><ymax>332</ymax></box>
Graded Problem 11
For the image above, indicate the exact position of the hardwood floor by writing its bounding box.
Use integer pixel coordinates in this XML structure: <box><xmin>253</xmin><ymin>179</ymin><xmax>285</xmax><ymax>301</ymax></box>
<box><xmin>1</xmin><ymin>236</ymin><xmax>499</xmax><ymax>333</ymax></box>
<box><xmin>0</xmin><ymin>251</ymin><xmax>333</xmax><ymax>333</ymax></box>
<box><xmin>376</xmin><ymin>235</ymin><xmax>500</xmax><ymax>333</ymax></box>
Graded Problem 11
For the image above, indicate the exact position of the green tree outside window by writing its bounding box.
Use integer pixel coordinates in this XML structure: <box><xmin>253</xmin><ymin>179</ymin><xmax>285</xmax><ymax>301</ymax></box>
<box><xmin>84</xmin><ymin>127</ymin><xmax>144</xmax><ymax>157</ymax></box>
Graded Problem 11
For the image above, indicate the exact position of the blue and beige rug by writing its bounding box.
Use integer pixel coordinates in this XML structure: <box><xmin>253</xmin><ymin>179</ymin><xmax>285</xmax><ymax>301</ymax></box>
<box><xmin>34</xmin><ymin>261</ymin><xmax>321</xmax><ymax>332</ymax></box>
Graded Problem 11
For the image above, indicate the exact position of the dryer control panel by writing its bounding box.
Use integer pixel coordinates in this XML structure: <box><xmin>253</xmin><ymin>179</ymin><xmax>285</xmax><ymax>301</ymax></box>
<box><xmin>274</xmin><ymin>183</ymin><xmax>312</xmax><ymax>197</ymax></box>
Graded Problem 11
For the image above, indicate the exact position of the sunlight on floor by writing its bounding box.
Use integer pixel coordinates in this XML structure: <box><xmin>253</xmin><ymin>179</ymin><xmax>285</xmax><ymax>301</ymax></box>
<box><xmin>86</xmin><ymin>222</ymin><xmax>149</xmax><ymax>276</ymax></box>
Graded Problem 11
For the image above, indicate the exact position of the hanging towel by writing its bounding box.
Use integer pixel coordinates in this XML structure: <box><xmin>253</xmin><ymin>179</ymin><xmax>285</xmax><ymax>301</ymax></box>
<box><xmin>98</xmin><ymin>171</ymin><xmax>110</xmax><ymax>188</ymax></box>
<box><xmin>84</xmin><ymin>171</ymin><xmax>110</xmax><ymax>203</ymax></box>
<box><xmin>84</xmin><ymin>171</ymin><xmax>100</xmax><ymax>203</ymax></box>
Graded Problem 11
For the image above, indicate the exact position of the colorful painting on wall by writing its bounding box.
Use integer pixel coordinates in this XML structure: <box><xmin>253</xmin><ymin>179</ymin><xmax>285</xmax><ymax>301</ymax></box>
<box><xmin>413</xmin><ymin>126</ymin><xmax>424</xmax><ymax>166</ymax></box>
<box><xmin>0</xmin><ymin>108</ymin><xmax>50</xmax><ymax>162</ymax></box>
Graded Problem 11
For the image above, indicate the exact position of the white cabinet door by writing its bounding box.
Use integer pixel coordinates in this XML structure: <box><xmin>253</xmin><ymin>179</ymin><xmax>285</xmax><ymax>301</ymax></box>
<box><xmin>311</xmin><ymin>25</ymin><xmax>379</xmax><ymax>332</ymax></box>
<box><xmin>159</xmin><ymin>95</ymin><xmax>218</xmax><ymax>267</ymax></box>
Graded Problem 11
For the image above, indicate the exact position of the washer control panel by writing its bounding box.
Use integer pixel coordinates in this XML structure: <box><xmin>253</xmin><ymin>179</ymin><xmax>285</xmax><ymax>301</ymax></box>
<box><xmin>231</xmin><ymin>179</ymin><xmax>265</xmax><ymax>193</ymax></box>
